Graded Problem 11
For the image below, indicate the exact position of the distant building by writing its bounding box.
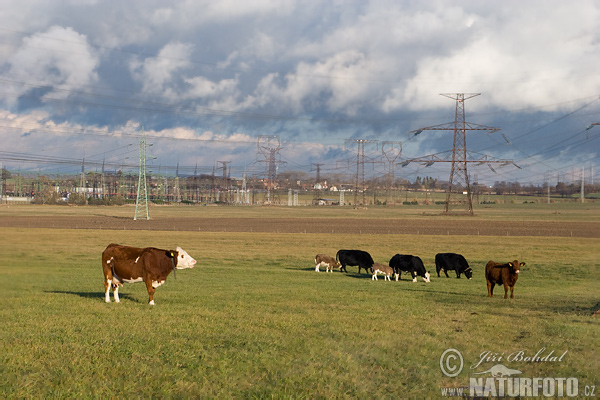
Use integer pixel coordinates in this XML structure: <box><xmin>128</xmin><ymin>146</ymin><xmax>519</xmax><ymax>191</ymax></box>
<box><xmin>313</xmin><ymin>198</ymin><xmax>337</xmax><ymax>206</ymax></box>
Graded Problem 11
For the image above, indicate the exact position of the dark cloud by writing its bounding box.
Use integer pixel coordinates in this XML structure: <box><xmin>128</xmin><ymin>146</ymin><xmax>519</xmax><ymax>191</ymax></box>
<box><xmin>0</xmin><ymin>0</ymin><xmax>598</xmax><ymax>185</ymax></box>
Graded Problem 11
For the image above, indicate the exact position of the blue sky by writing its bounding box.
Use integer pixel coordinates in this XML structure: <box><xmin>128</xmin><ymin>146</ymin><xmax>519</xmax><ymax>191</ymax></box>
<box><xmin>1</xmin><ymin>0</ymin><xmax>599</xmax><ymax>185</ymax></box>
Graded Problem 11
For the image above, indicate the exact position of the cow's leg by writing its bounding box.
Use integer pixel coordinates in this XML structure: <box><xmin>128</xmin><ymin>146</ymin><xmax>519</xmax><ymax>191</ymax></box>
<box><xmin>394</xmin><ymin>272</ymin><xmax>400</xmax><ymax>281</ymax></box>
<box><xmin>372</xmin><ymin>273</ymin><xmax>377</xmax><ymax>280</ymax></box>
<box><xmin>444</xmin><ymin>269</ymin><xmax>450</xmax><ymax>278</ymax></box>
<box><xmin>113</xmin><ymin>284</ymin><xmax>120</xmax><ymax>303</ymax></box>
<box><xmin>456</xmin><ymin>270</ymin><xmax>461</xmax><ymax>279</ymax></box>
<box><xmin>509</xmin><ymin>285</ymin><xmax>514</xmax><ymax>299</ymax></box>
<box><xmin>503</xmin><ymin>283</ymin><xmax>509</xmax><ymax>299</ymax></box>
<box><xmin>145</xmin><ymin>281</ymin><xmax>156</xmax><ymax>305</ymax></box>
<box><xmin>411</xmin><ymin>271</ymin><xmax>417</xmax><ymax>283</ymax></box>
<box><xmin>487</xmin><ymin>281</ymin><xmax>494</xmax><ymax>297</ymax></box>
<box><xmin>104</xmin><ymin>278</ymin><xmax>111</xmax><ymax>303</ymax></box>
<box><xmin>315</xmin><ymin>263</ymin><xmax>320</xmax><ymax>272</ymax></box>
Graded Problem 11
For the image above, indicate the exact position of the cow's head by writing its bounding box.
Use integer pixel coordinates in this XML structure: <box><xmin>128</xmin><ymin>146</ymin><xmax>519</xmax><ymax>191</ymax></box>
<box><xmin>464</xmin><ymin>267</ymin><xmax>473</xmax><ymax>279</ymax></box>
<box><xmin>423</xmin><ymin>271</ymin><xmax>431</xmax><ymax>283</ymax></box>
<box><xmin>171</xmin><ymin>247</ymin><xmax>197</xmax><ymax>269</ymax></box>
<box><xmin>508</xmin><ymin>260</ymin><xmax>525</xmax><ymax>274</ymax></box>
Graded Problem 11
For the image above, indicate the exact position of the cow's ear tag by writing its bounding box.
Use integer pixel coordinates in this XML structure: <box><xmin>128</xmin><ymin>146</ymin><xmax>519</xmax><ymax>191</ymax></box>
<box><xmin>508</xmin><ymin>262</ymin><xmax>513</xmax><ymax>267</ymax></box>
<box><xmin>169</xmin><ymin>251</ymin><xmax>175</xmax><ymax>258</ymax></box>
<box><xmin>520</xmin><ymin>262</ymin><xmax>526</xmax><ymax>267</ymax></box>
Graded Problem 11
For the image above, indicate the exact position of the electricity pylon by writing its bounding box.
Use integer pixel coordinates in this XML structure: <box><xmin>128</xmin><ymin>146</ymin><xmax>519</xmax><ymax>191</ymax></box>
<box><xmin>134</xmin><ymin>127</ymin><xmax>150</xmax><ymax>220</ymax></box>
<box><xmin>257</xmin><ymin>135</ymin><xmax>285</xmax><ymax>205</ymax></box>
<box><xmin>217</xmin><ymin>160</ymin><xmax>232</xmax><ymax>204</ymax></box>
<box><xmin>311</xmin><ymin>163</ymin><xmax>325</xmax><ymax>204</ymax></box>
<box><xmin>407</xmin><ymin>93</ymin><xmax>515</xmax><ymax>215</ymax></box>
<box><xmin>381</xmin><ymin>141</ymin><xmax>402</xmax><ymax>206</ymax></box>
<box><xmin>345</xmin><ymin>139</ymin><xmax>378</xmax><ymax>208</ymax></box>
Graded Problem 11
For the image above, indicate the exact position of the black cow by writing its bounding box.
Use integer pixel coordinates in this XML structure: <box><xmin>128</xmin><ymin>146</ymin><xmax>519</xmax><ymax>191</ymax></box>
<box><xmin>336</xmin><ymin>249</ymin><xmax>374</xmax><ymax>274</ymax></box>
<box><xmin>435</xmin><ymin>253</ymin><xmax>473</xmax><ymax>279</ymax></box>
<box><xmin>389</xmin><ymin>254</ymin><xmax>431</xmax><ymax>283</ymax></box>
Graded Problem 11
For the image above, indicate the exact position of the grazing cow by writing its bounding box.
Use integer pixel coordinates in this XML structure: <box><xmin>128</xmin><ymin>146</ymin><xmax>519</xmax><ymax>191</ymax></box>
<box><xmin>372</xmin><ymin>263</ymin><xmax>394</xmax><ymax>281</ymax></box>
<box><xmin>435</xmin><ymin>253</ymin><xmax>473</xmax><ymax>279</ymax></box>
<box><xmin>102</xmin><ymin>243</ymin><xmax>196</xmax><ymax>305</ymax></box>
<box><xmin>485</xmin><ymin>259</ymin><xmax>525</xmax><ymax>299</ymax></box>
<box><xmin>314</xmin><ymin>254</ymin><xmax>341</xmax><ymax>272</ymax></box>
<box><xmin>389</xmin><ymin>254</ymin><xmax>431</xmax><ymax>283</ymax></box>
<box><xmin>336</xmin><ymin>249</ymin><xmax>374</xmax><ymax>274</ymax></box>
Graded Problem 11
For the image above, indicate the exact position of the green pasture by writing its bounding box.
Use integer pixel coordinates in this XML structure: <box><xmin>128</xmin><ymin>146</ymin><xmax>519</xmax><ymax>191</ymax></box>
<box><xmin>0</xmin><ymin>218</ymin><xmax>598</xmax><ymax>397</ymax></box>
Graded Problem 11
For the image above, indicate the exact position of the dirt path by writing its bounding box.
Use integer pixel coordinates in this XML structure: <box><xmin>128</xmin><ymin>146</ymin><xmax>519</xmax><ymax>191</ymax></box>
<box><xmin>1</xmin><ymin>215</ymin><xmax>598</xmax><ymax>238</ymax></box>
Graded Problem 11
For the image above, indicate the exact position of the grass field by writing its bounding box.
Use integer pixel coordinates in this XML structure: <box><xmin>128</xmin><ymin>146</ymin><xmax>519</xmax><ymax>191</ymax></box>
<box><xmin>0</xmin><ymin>205</ymin><xmax>599</xmax><ymax>398</ymax></box>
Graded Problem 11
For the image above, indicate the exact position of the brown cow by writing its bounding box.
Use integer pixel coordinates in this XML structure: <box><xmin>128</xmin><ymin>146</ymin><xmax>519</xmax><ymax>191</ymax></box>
<box><xmin>102</xmin><ymin>243</ymin><xmax>196</xmax><ymax>305</ymax></box>
<box><xmin>315</xmin><ymin>254</ymin><xmax>341</xmax><ymax>272</ymax></box>
<box><xmin>485</xmin><ymin>259</ymin><xmax>525</xmax><ymax>299</ymax></box>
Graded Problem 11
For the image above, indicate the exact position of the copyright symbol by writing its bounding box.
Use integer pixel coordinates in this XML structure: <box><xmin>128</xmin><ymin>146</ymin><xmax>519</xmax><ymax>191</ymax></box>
<box><xmin>440</xmin><ymin>348</ymin><xmax>463</xmax><ymax>377</ymax></box>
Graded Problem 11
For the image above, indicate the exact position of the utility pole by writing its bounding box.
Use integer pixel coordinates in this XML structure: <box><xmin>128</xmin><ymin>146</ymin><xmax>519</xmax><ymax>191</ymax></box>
<box><xmin>101</xmin><ymin>157</ymin><xmax>106</xmax><ymax>200</ymax></box>
<box><xmin>174</xmin><ymin>161</ymin><xmax>181</xmax><ymax>203</ymax></box>
<box><xmin>585</xmin><ymin>124</ymin><xmax>599</xmax><ymax>185</ymax></box>
<box><xmin>80</xmin><ymin>157</ymin><xmax>88</xmax><ymax>204</ymax></box>
<box><xmin>80</xmin><ymin>157</ymin><xmax>85</xmax><ymax>194</ymax></box>
<box><xmin>16</xmin><ymin>170</ymin><xmax>21</xmax><ymax>197</ymax></box>
<box><xmin>545</xmin><ymin>171</ymin><xmax>551</xmax><ymax>204</ymax></box>
<box><xmin>134</xmin><ymin>127</ymin><xmax>150</xmax><ymax>220</ymax></box>
<box><xmin>312</xmin><ymin>163</ymin><xmax>324</xmax><ymax>205</ymax></box>
<box><xmin>241</xmin><ymin>172</ymin><xmax>250</xmax><ymax>205</ymax></box>
<box><xmin>580</xmin><ymin>166</ymin><xmax>585</xmax><ymax>203</ymax></box>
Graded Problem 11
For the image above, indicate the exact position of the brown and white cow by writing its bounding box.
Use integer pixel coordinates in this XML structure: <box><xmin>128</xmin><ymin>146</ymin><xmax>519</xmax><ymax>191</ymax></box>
<box><xmin>315</xmin><ymin>254</ymin><xmax>341</xmax><ymax>272</ymax></box>
<box><xmin>485</xmin><ymin>259</ymin><xmax>525</xmax><ymax>299</ymax></box>
<box><xmin>102</xmin><ymin>243</ymin><xmax>196</xmax><ymax>305</ymax></box>
<box><xmin>372</xmin><ymin>263</ymin><xmax>394</xmax><ymax>281</ymax></box>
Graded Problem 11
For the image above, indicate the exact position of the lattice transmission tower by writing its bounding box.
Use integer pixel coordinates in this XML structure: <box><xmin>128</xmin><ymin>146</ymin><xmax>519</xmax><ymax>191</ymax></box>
<box><xmin>407</xmin><ymin>93</ymin><xmax>515</xmax><ymax>215</ymax></box>
<box><xmin>345</xmin><ymin>139</ymin><xmax>378</xmax><ymax>208</ymax></box>
<box><xmin>217</xmin><ymin>160</ymin><xmax>232</xmax><ymax>204</ymax></box>
<box><xmin>257</xmin><ymin>135</ymin><xmax>286</xmax><ymax>205</ymax></box>
<box><xmin>311</xmin><ymin>163</ymin><xmax>324</xmax><ymax>204</ymax></box>
<box><xmin>134</xmin><ymin>127</ymin><xmax>150</xmax><ymax>220</ymax></box>
<box><xmin>381</xmin><ymin>141</ymin><xmax>402</xmax><ymax>206</ymax></box>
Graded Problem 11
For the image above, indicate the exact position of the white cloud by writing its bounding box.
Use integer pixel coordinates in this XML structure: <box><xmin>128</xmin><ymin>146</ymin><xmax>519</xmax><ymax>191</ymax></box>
<box><xmin>129</xmin><ymin>41</ymin><xmax>193</xmax><ymax>95</ymax></box>
<box><xmin>400</xmin><ymin>1</ymin><xmax>600</xmax><ymax>112</ymax></box>
<box><xmin>4</xmin><ymin>26</ymin><xmax>99</xmax><ymax>104</ymax></box>
<box><xmin>183</xmin><ymin>76</ymin><xmax>239</xmax><ymax>103</ymax></box>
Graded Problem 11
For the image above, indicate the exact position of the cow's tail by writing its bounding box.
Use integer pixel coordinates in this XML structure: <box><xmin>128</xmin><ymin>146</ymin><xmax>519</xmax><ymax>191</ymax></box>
<box><xmin>108</xmin><ymin>258</ymin><xmax>122</xmax><ymax>288</ymax></box>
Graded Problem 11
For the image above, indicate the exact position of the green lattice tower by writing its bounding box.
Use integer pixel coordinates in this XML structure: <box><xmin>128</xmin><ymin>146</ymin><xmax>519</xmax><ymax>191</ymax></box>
<box><xmin>134</xmin><ymin>127</ymin><xmax>149</xmax><ymax>220</ymax></box>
